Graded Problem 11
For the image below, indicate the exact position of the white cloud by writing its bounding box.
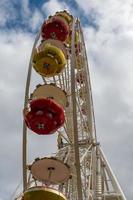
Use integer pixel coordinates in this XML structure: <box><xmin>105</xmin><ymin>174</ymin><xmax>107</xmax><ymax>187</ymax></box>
<box><xmin>76</xmin><ymin>0</ymin><xmax>133</xmax><ymax>33</ymax></box>
<box><xmin>0</xmin><ymin>0</ymin><xmax>17</xmax><ymax>27</ymax></box>
<box><xmin>22</xmin><ymin>0</ymin><xmax>31</xmax><ymax>17</ymax></box>
<box><xmin>29</xmin><ymin>9</ymin><xmax>44</xmax><ymax>31</ymax></box>
<box><xmin>42</xmin><ymin>0</ymin><xmax>69</xmax><ymax>16</ymax></box>
<box><xmin>0</xmin><ymin>9</ymin><xmax>8</xmax><ymax>26</ymax></box>
<box><xmin>0</xmin><ymin>30</ymin><xmax>33</xmax><ymax>199</ymax></box>
<box><xmin>78</xmin><ymin>1</ymin><xmax>133</xmax><ymax>199</ymax></box>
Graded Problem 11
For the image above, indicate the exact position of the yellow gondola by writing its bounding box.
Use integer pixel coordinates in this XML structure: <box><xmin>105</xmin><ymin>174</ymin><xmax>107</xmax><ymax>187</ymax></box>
<box><xmin>66</xmin><ymin>30</ymin><xmax>79</xmax><ymax>47</ymax></box>
<box><xmin>32</xmin><ymin>43</ymin><xmax>66</xmax><ymax>77</ymax></box>
<box><xmin>23</xmin><ymin>187</ymin><xmax>67</xmax><ymax>200</ymax></box>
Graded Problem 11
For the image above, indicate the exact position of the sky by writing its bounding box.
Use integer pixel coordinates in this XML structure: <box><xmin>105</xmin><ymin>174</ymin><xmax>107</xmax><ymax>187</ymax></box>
<box><xmin>0</xmin><ymin>0</ymin><xmax>133</xmax><ymax>199</ymax></box>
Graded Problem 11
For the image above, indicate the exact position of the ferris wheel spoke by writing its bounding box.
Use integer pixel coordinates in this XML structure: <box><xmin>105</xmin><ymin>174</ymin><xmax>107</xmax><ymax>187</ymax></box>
<box><xmin>41</xmin><ymin>76</ymin><xmax>47</xmax><ymax>84</ymax></box>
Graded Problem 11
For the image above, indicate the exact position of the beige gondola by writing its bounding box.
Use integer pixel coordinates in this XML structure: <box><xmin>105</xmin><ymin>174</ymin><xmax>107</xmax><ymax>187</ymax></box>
<box><xmin>30</xmin><ymin>157</ymin><xmax>70</xmax><ymax>184</ymax></box>
<box><xmin>31</xmin><ymin>84</ymin><xmax>68</xmax><ymax>108</ymax></box>
<box><xmin>23</xmin><ymin>186</ymin><xmax>67</xmax><ymax>200</ymax></box>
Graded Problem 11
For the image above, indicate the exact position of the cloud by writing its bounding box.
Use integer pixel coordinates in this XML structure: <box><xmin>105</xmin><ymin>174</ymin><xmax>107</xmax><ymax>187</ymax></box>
<box><xmin>76</xmin><ymin>0</ymin><xmax>133</xmax><ymax>33</ymax></box>
<box><xmin>0</xmin><ymin>30</ymin><xmax>33</xmax><ymax>200</ymax></box>
<box><xmin>22</xmin><ymin>0</ymin><xmax>31</xmax><ymax>17</ymax></box>
<box><xmin>0</xmin><ymin>0</ymin><xmax>18</xmax><ymax>27</ymax></box>
<box><xmin>77</xmin><ymin>1</ymin><xmax>133</xmax><ymax>199</ymax></box>
<box><xmin>29</xmin><ymin>9</ymin><xmax>44</xmax><ymax>31</ymax></box>
<box><xmin>42</xmin><ymin>0</ymin><xmax>69</xmax><ymax>16</ymax></box>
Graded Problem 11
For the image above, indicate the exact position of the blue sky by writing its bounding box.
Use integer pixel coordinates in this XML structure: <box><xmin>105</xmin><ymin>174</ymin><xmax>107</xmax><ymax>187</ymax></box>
<box><xmin>0</xmin><ymin>0</ymin><xmax>98</xmax><ymax>32</ymax></box>
<box><xmin>0</xmin><ymin>0</ymin><xmax>133</xmax><ymax>199</ymax></box>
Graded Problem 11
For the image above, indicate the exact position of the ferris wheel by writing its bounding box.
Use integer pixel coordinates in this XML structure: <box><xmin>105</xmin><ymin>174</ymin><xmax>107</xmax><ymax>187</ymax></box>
<box><xmin>15</xmin><ymin>10</ymin><xmax>127</xmax><ymax>200</ymax></box>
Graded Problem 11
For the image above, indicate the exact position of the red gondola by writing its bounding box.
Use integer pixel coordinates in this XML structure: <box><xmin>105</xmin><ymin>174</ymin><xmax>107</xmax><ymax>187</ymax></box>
<box><xmin>23</xmin><ymin>98</ymin><xmax>65</xmax><ymax>135</ymax></box>
<box><xmin>41</xmin><ymin>16</ymin><xmax>69</xmax><ymax>42</ymax></box>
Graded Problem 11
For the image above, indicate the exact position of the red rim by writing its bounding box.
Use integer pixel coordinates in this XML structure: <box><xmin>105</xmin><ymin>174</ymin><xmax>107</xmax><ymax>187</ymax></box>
<box><xmin>41</xmin><ymin>18</ymin><xmax>69</xmax><ymax>41</ymax></box>
<box><xmin>24</xmin><ymin>98</ymin><xmax>65</xmax><ymax>135</ymax></box>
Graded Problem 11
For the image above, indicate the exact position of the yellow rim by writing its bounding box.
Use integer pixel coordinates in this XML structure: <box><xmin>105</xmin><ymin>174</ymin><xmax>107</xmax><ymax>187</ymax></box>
<box><xmin>56</xmin><ymin>11</ymin><xmax>72</xmax><ymax>24</ymax></box>
<box><xmin>43</xmin><ymin>43</ymin><xmax>66</xmax><ymax>66</ymax></box>
<box><xmin>32</xmin><ymin>44</ymin><xmax>66</xmax><ymax>76</ymax></box>
<box><xmin>24</xmin><ymin>186</ymin><xmax>67</xmax><ymax>200</ymax></box>
<box><xmin>33</xmin><ymin>55</ymin><xmax>57</xmax><ymax>76</ymax></box>
<box><xmin>39</xmin><ymin>39</ymin><xmax>67</xmax><ymax>58</ymax></box>
<box><xmin>66</xmin><ymin>31</ymin><xmax>79</xmax><ymax>46</ymax></box>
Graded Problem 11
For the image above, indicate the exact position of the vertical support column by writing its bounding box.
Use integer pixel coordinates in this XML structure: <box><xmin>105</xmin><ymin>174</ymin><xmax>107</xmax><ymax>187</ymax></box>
<box><xmin>95</xmin><ymin>144</ymin><xmax>102</xmax><ymax>200</ymax></box>
<box><xmin>92</xmin><ymin>143</ymin><xmax>102</xmax><ymax>200</ymax></box>
<box><xmin>92</xmin><ymin>145</ymin><xmax>97</xmax><ymax>199</ymax></box>
<box><xmin>71</xmin><ymin>19</ymin><xmax>83</xmax><ymax>200</ymax></box>
<box><xmin>23</xmin><ymin>32</ymin><xmax>40</xmax><ymax>191</ymax></box>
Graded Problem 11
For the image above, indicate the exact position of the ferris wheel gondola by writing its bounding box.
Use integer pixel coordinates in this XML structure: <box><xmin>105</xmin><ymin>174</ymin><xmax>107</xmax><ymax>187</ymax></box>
<box><xmin>31</xmin><ymin>84</ymin><xmax>68</xmax><ymax>108</ymax></box>
<box><xmin>23</xmin><ymin>187</ymin><xmax>67</xmax><ymax>200</ymax></box>
<box><xmin>30</xmin><ymin>157</ymin><xmax>70</xmax><ymax>184</ymax></box>
<box><xmin>23</xmin><ymin>98</ymin><xmax>65</xmax><ymax>135</ymax></box>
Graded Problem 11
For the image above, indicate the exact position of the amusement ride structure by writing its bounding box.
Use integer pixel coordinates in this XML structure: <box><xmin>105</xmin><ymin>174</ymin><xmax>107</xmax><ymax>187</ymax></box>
<box><xmin>15</xmin><ymin>11</ymin><xmax>126</xmax><ymax>200</ymax></box>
